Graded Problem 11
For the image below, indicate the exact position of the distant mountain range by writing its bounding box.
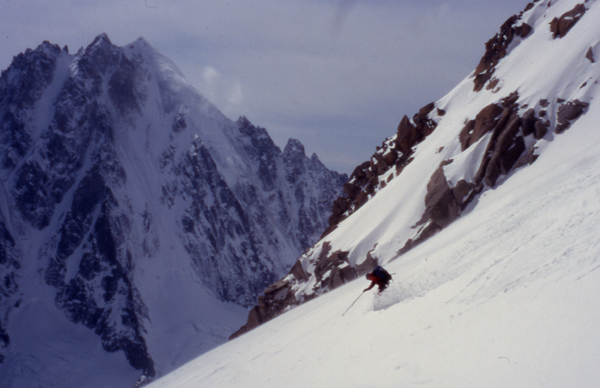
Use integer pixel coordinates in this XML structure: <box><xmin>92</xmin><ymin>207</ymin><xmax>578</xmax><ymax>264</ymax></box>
<box><xmin>0</xmin><ymin>34</ymin><xmax>346</xmax><ymax>387</ymax></box>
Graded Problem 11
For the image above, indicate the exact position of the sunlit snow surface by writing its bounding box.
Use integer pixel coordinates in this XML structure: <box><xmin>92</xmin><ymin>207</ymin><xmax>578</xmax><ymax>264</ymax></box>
<box><xmin>149</xmin><ymin>0</ymin><xmax>600</xmax><ymax>386</ymax></box>
<box><xmin>148</xmin><ymin>120</ymin><xmax>600</xmax><ymax>387</ymax></box>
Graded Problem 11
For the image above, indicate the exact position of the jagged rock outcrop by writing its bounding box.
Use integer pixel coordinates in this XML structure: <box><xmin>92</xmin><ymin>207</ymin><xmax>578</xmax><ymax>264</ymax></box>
<box><xmin>555</xmin><ymin>99</ymin><xmax>589</xmax><ymax>133</ymax></box>
<box><xmin>550</xmin><ymin>3</ymin><xmax>586</xmax><ymax>39</ymax></box>
<box><xmin>230</xmin><ymin>241</ymin><xmax>377</xmax><ymax>339</ymax></box>
<box><xmin>401</xmin><ymin>91</ymin><xmax>590</xmax><ymax>253</ymax></box>
<box><xmin>586</xmin><ymin>47</ymin><xmax>595</xmax><ymax>63</ymax></box>
<box><xmin>472</xmin><ymin>6</ymin><xmax>534</xmax><ymax>92</ymax></box>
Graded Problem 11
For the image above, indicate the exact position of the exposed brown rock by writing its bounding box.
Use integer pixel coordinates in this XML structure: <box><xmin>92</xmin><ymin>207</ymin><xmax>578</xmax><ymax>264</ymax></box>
<box><xmin>524</xmin><ymin>2</ymin><xmax>535</xmax><ymax>12</ymax></box>
<box><xmin>502</xmin><ymin>91</ymin><xmax>520</xmax><ymax>107</ymax></box>
<box><xmin>459</xmin><ymin>121</ymin><xmax>475</xmax><ymax>150</ymax></box>
<box><xmin>395</xmin><ymin>115</ymin><xmax>419</xmax><ymax>154</ymax></box>
<box><xmin>468</xmin><ymin>92</ymin><xmax>530</xmax><ymax>188</ymax></box>
<box><xmin>473</xmin><ymin>13</ymin><xmax>532</xmax><ymax>92</ymax></box>
<box><xmin>230</xmin><ymin>241</ymin><xmax>367</xmax><ymax>340</ymax></box>
<box><xmin>521</xmin><ymin>108</ymin><xmax>537</xmax><ymax>136</ymax></box>
<box><xmin>514</xmin><ymin>146</ymin><xmax>539</xmax><ymax>169</ymax></box>
<box><xmin>401</xmin><ymin>91</ymin><xmax>553</xmax><ymax>257</ymax></box>
<box><xmin>558</xmin><ymin>99</ymin><xmax>587</xmax><ymax>121</ymax></box>
<box><xmin>355</xmin><ymin>190</ymin><xmax>369</xmax><ymax>208</ymax></box>
<box><xmin>555</xmin><ymin>99</ymin><xmax>589</xmax><ymax>133</ymax></box>
<box><xmin>484</xmin><ymin>113</ymin><xmax>523</xmax><ymax>187</ymax></box>
<box><xmin>289</xmin><ymin>260</ymin><xmax>309</xmax><ymax>282</ymax></box>
<box><xmin>452</xmin><ymin>179</ymin><xmax>482</xmax><ymax>210</ymax></box>
<box><xmin>486</xmin><ymin>77</ymin><xmax>501</xmax><ymax>91</ymax></box>
<box><xmin>586</xmin><ymin>47</ymin><xmax>595</xmax><ymax>63</ymax></box>
<box><xmin>343</xmin><ymin>181</ymin><xmax>361</xmax><ymax>199</ymax></box>
<box><xmin>399</xmin><ymin>163</ymin><xmax>463</xmax><ymax>254</ymax></box>
<box><xmin>459</xmin><ymin>103</ymin><xmax>504</xmax><ymax>151</ymax></box>
<box><xmin>421</xmin><ymin>164</ymin><xmax>460</xmax><ymax>229</ymax></box>
<box><xmin>413</xmin><ymin>102</ymin><xmax>437</xmax><ymax>136</ymax></box>
<box><xmin>550</xmin><ymin>3</ymin><xmax>586</xmax><ymax>39</ymax></box>
<box><xmin>534</xmin><ymin>119</ymin><xmax>549</xmax><ymax>139</ymax></box>
<box><xmin>229</xmin><ymin>276</ymin><xmax>297</xmax><ymax>340</ymax></box>
<box><xmin>500</xmin><ymin>136</ymin><xmax>527</xmax><ymax>174</ymax></box>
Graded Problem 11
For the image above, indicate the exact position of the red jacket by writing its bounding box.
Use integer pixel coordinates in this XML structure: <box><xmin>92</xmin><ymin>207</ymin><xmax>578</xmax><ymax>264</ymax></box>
<box><xmin>365</xmin><ymin>273</ymin><xmax>387</xmax><ymax>291</ymax></box>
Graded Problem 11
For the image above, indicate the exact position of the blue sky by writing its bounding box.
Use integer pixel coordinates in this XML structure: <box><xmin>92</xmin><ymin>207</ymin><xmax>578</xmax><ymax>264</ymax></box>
<box><xmin>1</xmin><ymin>0</ymin><xmax>529</xmax><ymax>173</ymax></box>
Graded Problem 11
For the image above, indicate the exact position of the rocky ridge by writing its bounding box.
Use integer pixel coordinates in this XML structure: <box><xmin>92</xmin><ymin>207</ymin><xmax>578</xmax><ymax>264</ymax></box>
<box><xmin>232</xmin><ymin>0</ymin><xmax>597</xmax><ymax>339</ymax></box>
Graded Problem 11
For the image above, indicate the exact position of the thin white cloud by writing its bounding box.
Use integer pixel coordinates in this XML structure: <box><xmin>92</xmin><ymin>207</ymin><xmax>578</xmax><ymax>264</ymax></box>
<box><xmin>198</xmin><ymin>66</ymin><xmax>244</xmax><ymax>117</ymax></box>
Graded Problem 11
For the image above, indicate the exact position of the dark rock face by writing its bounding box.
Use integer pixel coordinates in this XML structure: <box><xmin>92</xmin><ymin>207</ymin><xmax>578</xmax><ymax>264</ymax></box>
<box><xmin>550</xmin><ymin>3</ymin><xmax>586</xmax><ymax>39</ymax></box>
<box><xmin>459</xmin><ymin>103</ymin><xmax>505</xmax><ymax>150</ymax></box>
<box><xmin>473</xmin><ymin>13</ymin><xmax>532</xmax><ymax>92</ymax></box>
<box><xmin>0</xmin><ymin>216</ymin><xmax>19</xmax><ymax>364</ymax></box>
<box><xmin>163</xmin><ymin>135</ymin><xmax>277</xmax><ymax>307</ymax></box>
<box><xmin>586</xmin><ymin>47</ymin><xmax>595</xmax><ymax>63</ymax></box>
<box><xmin>555</xmin><ymin>99</ymin><xmax>589</xmax><ymax>133</ymax></box>
<box><xmin>46</xmin><ymin>168</ymin><xmax>154</xmax><ymax>376</ymax></box>
<box><xmin>0</xmin><ymin>36</ymin><xmax>158</xmax><ymax>378</ymax></box>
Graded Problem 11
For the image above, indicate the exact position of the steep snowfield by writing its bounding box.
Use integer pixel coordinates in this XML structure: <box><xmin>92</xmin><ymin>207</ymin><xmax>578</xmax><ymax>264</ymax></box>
<box><xmin>315</xmin><ymin>0</ymin><xmax>600</xmax><ymax>270</ymax></box>
<box><xmin>148</xmin><ymin>0</ymin><xmax>600</xmax><ymax>386</ymax></box>
<box><xmin>148</xmin><ymin>84</ymin><xmax>600</xmax><ymax>387</ymax></box>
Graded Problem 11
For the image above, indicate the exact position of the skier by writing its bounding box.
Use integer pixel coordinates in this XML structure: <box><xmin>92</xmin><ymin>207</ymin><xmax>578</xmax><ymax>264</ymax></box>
<box><xmin>364</xmin><ymin>265</ymin><xmax>392</xmax><ymax>293</ymax></box>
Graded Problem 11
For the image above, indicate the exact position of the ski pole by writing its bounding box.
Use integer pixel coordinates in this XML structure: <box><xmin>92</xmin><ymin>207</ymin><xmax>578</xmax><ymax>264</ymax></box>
<box><xmin>342</xmin><ymin>290</ymin><xmax>366</xmax><ymax>316</ymax></box>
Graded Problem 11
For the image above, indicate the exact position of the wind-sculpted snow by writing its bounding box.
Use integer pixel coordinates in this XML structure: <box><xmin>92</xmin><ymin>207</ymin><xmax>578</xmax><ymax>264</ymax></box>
<box><xmin>0</xmin><ymin>34</ymin><xmax>345</xmax><ymax>387</ymax></box>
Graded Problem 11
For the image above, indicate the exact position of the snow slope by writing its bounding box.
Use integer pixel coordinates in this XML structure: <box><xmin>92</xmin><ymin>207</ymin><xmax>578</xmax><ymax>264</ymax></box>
<box><xmin>311</xmin><ymin>0</ymin><xmax>600</xmax><ymax>270</ymax></box>
<box><xmin>231</xmin><ymin>0</ymin><xmax>600</xmax><ymax>333</ymax></box>
<box><xmin>149</xmin><ymin>0</ymin><xmax>600</xmax><ymax>386</ymax></box>
<box><xmin>149</xmin><ymin>110</ymin><xmax>600</xmax><ymax>386</ymax></box>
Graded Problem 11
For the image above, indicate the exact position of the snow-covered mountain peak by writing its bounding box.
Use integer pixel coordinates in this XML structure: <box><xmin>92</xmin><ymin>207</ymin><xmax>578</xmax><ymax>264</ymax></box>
<box><xmin>124</xmin><ymin>35</ymin><xmax>202</xmax><ymax>101</ymax></box>
<box><xmin>0</xmin><ymin>35</ymin><xmax>346</xmax><ymax>387</ymax></box>
<box><xmin>283</xmin><ymin>138</ymin><xmax>305</xmax><ymax>157</ymax></box>
<box><xmin>91</xmin><ymin>32</ymin><xmax>111</xmax><ymax>45</ymax></box>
